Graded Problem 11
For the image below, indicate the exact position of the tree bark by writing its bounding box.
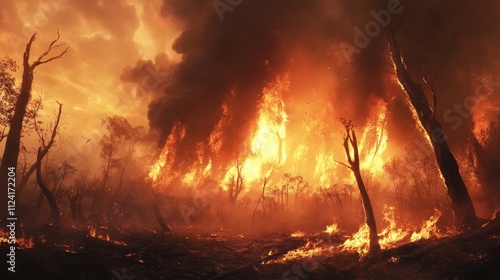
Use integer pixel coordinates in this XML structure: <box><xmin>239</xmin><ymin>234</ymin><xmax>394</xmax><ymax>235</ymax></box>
<box><xmin>386</xmin><ymin>26</ymin><xmax>477</xmax><ymax>230</ymax></box>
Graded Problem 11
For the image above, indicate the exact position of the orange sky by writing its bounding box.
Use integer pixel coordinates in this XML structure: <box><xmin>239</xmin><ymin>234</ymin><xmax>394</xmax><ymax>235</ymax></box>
<box><xmin>1</xmin><ymin>0</ymin><xmax>180</xmax><ymax>166</ymax></box>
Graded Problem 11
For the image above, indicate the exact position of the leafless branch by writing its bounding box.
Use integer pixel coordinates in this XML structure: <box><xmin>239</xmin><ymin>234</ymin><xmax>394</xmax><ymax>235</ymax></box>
<box><xmin>334</xmin><ymin>160</ymin><xmax>352</xmax><ymax>170</ymax></box>
<box><xmin>32</xmin><ymin>30</ymin><xmax>69</xmax><ymax>68</ymax></box>
<box><xmin>24</xmin><ymin>33</ymin><xmax>38</xmax><ymax>68</ymax></box>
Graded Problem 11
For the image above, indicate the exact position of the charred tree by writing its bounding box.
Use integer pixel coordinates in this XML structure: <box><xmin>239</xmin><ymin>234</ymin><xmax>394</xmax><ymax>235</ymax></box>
<box><xmin>387</xmin><ymin>26</ymin><xmax>478</xmax><ymax>231</ymax></box>
<box><xmin>150</xmin><ymin>187</ymin><xmax>171</xmax><ymax>233</ymax></box>
<box><xmin>35</xmin><ymin>147</ymin><xmax>61</xmax><ymax>226</ymax></box>
<box><xmin>252</xmin><ymin>167</ymin><xmax>273</xmax><ymax>221</ymax></box>
<box><xmin>228</xmin><ymin>159</ymin><xmax>244</xmax><ymax>204</ymax></box>
<box><xmin>338</xmin><ymin>121</ymin><xmax>380</xmax><ymax>255</ymax></box>
<box><xmin>0</xmin><ymin>32</ymin><xmax>68</xmax><ymax>222</ymax></box>
<box><xmin>33</xmin><ymin>102</ymin><xmax>63</xmax><ymax>225</ymax></box>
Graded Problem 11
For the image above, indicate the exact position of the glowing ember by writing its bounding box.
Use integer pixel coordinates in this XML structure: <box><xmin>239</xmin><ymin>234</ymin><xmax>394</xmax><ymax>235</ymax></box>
<box><xmin>291</xmin><ymin>231</ymin><xmax>306</xmax><ymax>238</ymax></box>
<box><xmin>324</xmin><ymin>223</ymin><xmax>339</xmax><ymax>234</ymax></box>
<box><xmin>88</xmin><ymin>226</ymin><xmax>96</xmax><ymax>238</ymax></box>
<box><xmin>272</xmin><ymin>241</ymin><xmax>334</xmax><ymax>263</ymax></box>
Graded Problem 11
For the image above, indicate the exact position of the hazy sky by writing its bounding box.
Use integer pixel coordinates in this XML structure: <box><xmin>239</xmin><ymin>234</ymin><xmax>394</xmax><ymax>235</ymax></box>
<box><xmin>1</xmin><ymin>0</ymin><xmax>181</xmax><ymax>165</ymax></box>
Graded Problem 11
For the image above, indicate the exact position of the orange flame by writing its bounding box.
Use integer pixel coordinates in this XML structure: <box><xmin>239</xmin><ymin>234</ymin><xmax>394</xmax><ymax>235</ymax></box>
<box><xmin>274</xmin><ymin>206</ymin><xmax>446</xmax><ymax>262</ymax></box>
<box><xmin>148</xmin><ymin>122</ymin><xmax>186</xmax><ymax>182</ymax></box>
<box><xmin>0</xmin><ymin>230</ymin><xmax>34</xmax><ymax>249</ymax></box>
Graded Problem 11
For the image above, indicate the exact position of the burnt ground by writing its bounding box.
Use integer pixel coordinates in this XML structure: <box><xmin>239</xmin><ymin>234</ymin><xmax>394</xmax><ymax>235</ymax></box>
<box><xmin>1</xmin><ymin>217</ymin><xmax>499</xmax><ymax>280</ymax></box>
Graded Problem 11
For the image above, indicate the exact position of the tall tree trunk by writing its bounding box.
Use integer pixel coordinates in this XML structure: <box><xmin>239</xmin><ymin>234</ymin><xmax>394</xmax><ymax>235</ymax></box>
<box><xmin>0</xmin><ymin>35</ymin><xmax>36</xmax><ymax>221</ymax></box>
<box><xmin>150</xmin><ymin>187</ymin><xmax>171</xmax><ymax>233</ymax></box>
<box><xmin>386</xmin><ymin>26</ymin><xmax>477</xmax><ymax>230</ymax></box>
<box><xmin>0</xmin><ymin>32</ymin><xmax>67</xmax><ymax>222</ymax></box>
<box><xmin>35</xmin><ymin>147</ymin><xmax>61</xmax><ymax>226</ymax></box>
<box><xmin>339</xmin><ymin>122</ymin><xmax>380</xmax><ymax>254</ymax></box>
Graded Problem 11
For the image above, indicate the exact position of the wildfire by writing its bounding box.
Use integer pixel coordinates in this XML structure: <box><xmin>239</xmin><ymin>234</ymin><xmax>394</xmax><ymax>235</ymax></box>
<box><xmin>342</xmin><ymin>207</ymin><xmax>443</xmax><ymax>255</ymax></box>
<box><xmin>0</xmin><ymin>230</ymin><xmax>34</xmax><ymax>249</ymax></box>
<box><xmin>324</xmin><ymin>223</ymin><xmax>339</xmax><ymax>234</ymax></box>
<box><xmin>341</xmin><ymin>207</ymin><xmax>407</xmax><ymax>255</ymax></box>
<box><xmin>88</xmin><ymin>226</ymin><xmax>96</xmax><ymax>238</ymax></box>
<box><xmin>358</xmin><ymin>100</ymin><xmax>389</xmax><ymax>175</ymax></box>
<box><xmin>290</xmin><ymin>231</ymin><xmax>306</xmax><ymax>238</ymax></box>
<box><xmin>250</xmin><ymin>75</ymin><xmax>289</xmax><ymax>165</ymax></box>
<box><xmin>274</xmin><ymin>206</ymin><xmax>445</xmax><ymax>262</ymax></box>
<box><xmin>272</xmin><ymin>240</ymin><xmax>334</xmax><ymax>263</ymax></box>
<box><xmin>471</xmin><ymin>73</ymin><xmax>500</xmax><ymax>146</ymax></box>
<box><xmin>87</xmin><ymin>226</ymin><xmax>126</xmax><ymax>245</ymax></box>
<box><xmin>410</xmin><ymin>209</ymin><xmax>443</xmax><ymax>242</ymax></box>
<box><xmin>148</xmin><ymin>122</ymin><xmax>186</xmax><ymax>182</ymax></box>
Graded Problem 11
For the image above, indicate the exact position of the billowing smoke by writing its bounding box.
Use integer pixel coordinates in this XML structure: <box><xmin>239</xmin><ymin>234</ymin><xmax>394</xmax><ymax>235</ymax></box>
<box><xmin>130</xmin><ymin>0</ymin><xmax>388</xmax><ymax>163</ymax></box>
<box><xmin>123</xmin><ymin>0</ymin><xmax>500</xmax><ymax>166</ymax></box>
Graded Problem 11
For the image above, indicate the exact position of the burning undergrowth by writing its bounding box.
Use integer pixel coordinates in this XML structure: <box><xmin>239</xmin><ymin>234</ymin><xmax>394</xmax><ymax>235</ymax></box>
<box><xmin>272</xmin><ymin>206</ymin><xmax>447</xmax><ymax>263</ymax></box>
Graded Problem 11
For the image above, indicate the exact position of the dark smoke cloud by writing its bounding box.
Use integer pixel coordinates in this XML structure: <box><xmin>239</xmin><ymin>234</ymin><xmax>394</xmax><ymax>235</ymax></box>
<box><xmin>146</xmin><ymin>0</ymin><xmax>347</xmax><ymax>164</ymax></box>
<box><xmin>125</xmin><ymin>0</ymin><xmax>500</xmax><ymax>166</ymax></box>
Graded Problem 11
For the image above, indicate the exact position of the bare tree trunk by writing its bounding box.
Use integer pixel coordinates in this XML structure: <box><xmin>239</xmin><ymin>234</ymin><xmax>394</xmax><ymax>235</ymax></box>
<box><xmin>387</xmin><ymin>26</ymin><xmax>477</xmax><ymax>231</ymax></box>
<box><xmin>338</xmin><ymin>121</ymin><xmax>380</xmax><ymax>255</ymax></box>
<box><xmin>0</xmin><ymin>32</ymin><xmax>67</xmax><ymax>222</ymax></box>
<box><xmin>253</xmin><ymin>169</ymin><xmax>272</xmax><ymax>222</ymax></box>
<box><xmin>151</xmin><ymin>188</ymin><xmax>171</xmax><ymax>233</ymax></box>
<box><xmin>35</xmin><ymin>147</ymin><xmax>61</xmax><ymax>226</ymax></box>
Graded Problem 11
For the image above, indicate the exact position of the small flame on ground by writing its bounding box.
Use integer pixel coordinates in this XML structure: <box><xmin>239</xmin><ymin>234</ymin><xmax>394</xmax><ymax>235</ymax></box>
<box><xmin>0</xmin><ymin>230</ymin><xmax>34</xmax><ymax>249</ymax></box>
<box><xmin>324</xmin><ymin>223</ymin><xmax>339</xmax><ymax>234</ymax></box>
<box><xmin>291</xmin><ymin>231</ymin><xmax>306</xmax><ymax>238</ymax></box>
<box><xmin>410</xmin><ymin>209</ymin><xmax>442</xmax><ymax>242</ymax></box>
<box><xmin>342</xmin><ymin>206</ymin><xmax>443</xmax><ymax>255</ymax></box>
